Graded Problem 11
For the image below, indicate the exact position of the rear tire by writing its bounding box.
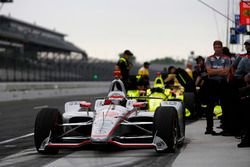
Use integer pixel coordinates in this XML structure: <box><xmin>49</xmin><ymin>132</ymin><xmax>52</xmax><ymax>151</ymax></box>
<box><xmin>153</xmin><ymin>107</ymin><xmax>178</xmax><ymax>153</ymax></box>
<box><xmin>34</xmin><ymin>108</ymin><xmax>63</xmax><ymax>154</ymax></box>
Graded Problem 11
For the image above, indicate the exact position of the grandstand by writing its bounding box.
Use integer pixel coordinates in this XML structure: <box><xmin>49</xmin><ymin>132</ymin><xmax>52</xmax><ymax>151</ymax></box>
<box><xmin>0</xmin><ymin>15</ymin><xmax>117</xmax><ymax>81</ymax></box>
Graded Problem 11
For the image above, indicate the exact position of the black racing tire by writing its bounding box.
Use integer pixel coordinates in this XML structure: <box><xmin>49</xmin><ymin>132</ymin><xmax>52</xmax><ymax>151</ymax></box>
<box><xmin>184</xmin><ymin>92</ymin><xmax>196</xmax><ymax>118</ymax></box>
<box><xmin>34</xmin><ymin>108</ymin><xmax>63</xmax><ymax>154</ymax></box>
<box><xmin>153</xmin><ymin>106</ymin><xmax>178</xmax><ymax>153</ymax></box>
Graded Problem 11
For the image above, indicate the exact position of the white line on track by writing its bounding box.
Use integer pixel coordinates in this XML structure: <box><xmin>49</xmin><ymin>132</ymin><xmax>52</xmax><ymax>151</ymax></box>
<box><xmin>33</xmin><ymin>105</ymin><xmax>48</xmax><ymax>109</ymax></box>
<box><xmin>0</xmin><ymin>133</ymin><xmax>34</xmax><ymax>145</ymax></box>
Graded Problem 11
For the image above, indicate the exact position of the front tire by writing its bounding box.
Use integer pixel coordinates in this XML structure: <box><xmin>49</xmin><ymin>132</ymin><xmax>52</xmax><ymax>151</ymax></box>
<box><xmin>34</xmin><ymin>108</ymin><xmax>63</xmax><ymax>154</ymax></box>
<box><xmin>153</xmin><ymin>107</ymin><xmax>178</xmax><ymax>153</ymax></box>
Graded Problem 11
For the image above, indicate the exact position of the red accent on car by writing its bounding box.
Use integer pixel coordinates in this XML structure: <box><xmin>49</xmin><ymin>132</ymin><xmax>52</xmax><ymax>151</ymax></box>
<box><xmin>109</xmin><ymin>95</ymin><xmax>124</xmax><ymax>99</ymax></box>
<box><xmin>80</xmin><ymin>101</ymin><xmax>92</xmax><ymax>108</ymax></box>
<box><xmin>109</xmin><ymin>140</ymin><xmax>154</xmax><ymax>148</ymax></box>
<box><xmin>107</xmin><ymin>110</ymin><xmax>137</xmax><ymax>137</ymax></box>
<box><xmin>104</xmin><ymin>99</ymin><xmax>112</xmax><ymax>105</ymax></box>
<box><xmin>113</xmin><ymin>70</ymin><xmax>121</xmax><ymax>78</ymax></box>
<box><xmin>133</xmin><ymin>102</ymin><xmax>147</xmax><ymax>108</ymax></box>
<box><xmin>47</xmin><ymin>140</ymin><xmax>91</xmax><ymax>148</ymax></box>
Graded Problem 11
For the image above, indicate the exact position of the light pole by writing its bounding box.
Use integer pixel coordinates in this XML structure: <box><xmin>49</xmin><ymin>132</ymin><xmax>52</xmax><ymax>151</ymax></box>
<box><xmin>226</xmin><ymin>0</ymin><xmax>230</xmax><ymax>47</ymax></box>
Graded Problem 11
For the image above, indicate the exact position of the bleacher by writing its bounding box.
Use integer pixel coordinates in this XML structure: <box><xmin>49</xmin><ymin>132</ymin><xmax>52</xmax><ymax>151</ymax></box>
<box><xmin>0</xmin><ymin>15</ymin><xmax>120</xmax><ymax>81</ymax></box>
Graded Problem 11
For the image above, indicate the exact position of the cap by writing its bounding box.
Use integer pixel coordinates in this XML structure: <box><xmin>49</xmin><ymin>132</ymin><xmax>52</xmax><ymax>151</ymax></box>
<box><xmin>144</xmin><ymin>62</ymin><xmax>150</xmax><ymax>66</ymax></box>
<box><xmin>123</xmin><ymin>50</ymin><xmax>133</xmax><ymax>56</ymax></box>
<box><xmin>244</xmin><ymin>39</ymin><xmax>250</xmax><ymax>45</ymax></box>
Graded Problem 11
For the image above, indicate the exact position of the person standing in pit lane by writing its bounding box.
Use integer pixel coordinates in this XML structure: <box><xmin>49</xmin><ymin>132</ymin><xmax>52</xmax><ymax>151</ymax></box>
<box><xmin>227</xmin><ymin>40</ymin><xmax>250</xmax><ymax>137</ymax></box>
<box><xmin>232</xmin><ymin>39</ymin><xmax>250</xmax><ymax>75</ymax></box>
<box><xmin>204</xmin><ymin>40</ymin><xmax>231</xmax><ymax>135</ymax></box>
<box><xmin>193</xmin><ymin>56</ymin><xmax>208</xmax><ymax>118</ymax></box>
<box><xmin>234</xmin><ymin>49</ymin><xmax>250</xmax><ymax>147</ymax></box>
<box><xmin>137</xmin><ymin>62</ymin><xmax>150</xmax><ymax>89</ymax></box>
<box><xmin>235</xmin><ymin>57</ymin><xmax>250</xmax><ymax>83</ymax></box>
<box><xmin>164</xmin><ymin>66</ymin><xmax>179</xmax><ymax>88</ymax></box>
<box><xmin>223</xmin><ymin>46</ymin><xmax>235</xmax><ymax>81</ymax></box>
<box><xmin>115</xmin><ymin>50</ymin><xmax>134</xmax><ymax>91</ymax></box>
<box><xmin>161</xmin><ymin>67</ymin><xmax>168</xmax><ymax>81</ymax></box>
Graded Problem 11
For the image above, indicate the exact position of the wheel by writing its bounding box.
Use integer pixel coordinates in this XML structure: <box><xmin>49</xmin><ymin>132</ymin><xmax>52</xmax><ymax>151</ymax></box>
<box><xmin>184</xmin><ymin>92</ymin><xmax>196</xmax><ymax>118</ymax></box>
<box><xmin>153</xmin><ymin>106</ymin><xmax>178</xmax><ymax>153</ymax></box>
<box><xmin>34</xmin><ymin>108</ymin><xmax>63</xmax><ymax>154</ymax></box>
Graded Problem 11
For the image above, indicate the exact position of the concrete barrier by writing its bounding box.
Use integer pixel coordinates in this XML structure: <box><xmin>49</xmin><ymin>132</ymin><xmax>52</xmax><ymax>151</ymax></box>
<box><xmin>0</xmin><ymin>81</ymin><xmax>111</xmax><ymax>102</ymax></box>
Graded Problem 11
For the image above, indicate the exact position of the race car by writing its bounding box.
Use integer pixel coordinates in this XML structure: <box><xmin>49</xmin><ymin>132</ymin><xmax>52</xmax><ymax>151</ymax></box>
<box><xmin>136</xmin><ymin>72</ymin><xmax>193</xmax><ymax>117</ymax></box>
<box><xmin>34</xmin><ymin>72</ymin><xmax>185</xmax><ymax>154</ymax></box>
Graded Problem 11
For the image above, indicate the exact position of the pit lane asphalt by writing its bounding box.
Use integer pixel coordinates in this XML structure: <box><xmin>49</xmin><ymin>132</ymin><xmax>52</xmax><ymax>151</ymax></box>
<box><xmin>0</xmin><ymin>93</ymin><xmax>188</xmax><ymax>167</ymax></box>
<box><xmin>0</xmin><ymin>95</ymin><xmax>249</xmax><ymax>167</ymax></box>
<box><xmin>0</xmin><ymin>93</ymin><xmax>106</xmax><ymax>166</ymax></box>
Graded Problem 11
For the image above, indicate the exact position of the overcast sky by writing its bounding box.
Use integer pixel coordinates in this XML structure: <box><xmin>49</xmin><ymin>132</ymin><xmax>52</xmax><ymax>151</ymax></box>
<box><xmin>1</xmin><ymin>0</ymin><xmax>242</xmax><ymax>63</ymax></box>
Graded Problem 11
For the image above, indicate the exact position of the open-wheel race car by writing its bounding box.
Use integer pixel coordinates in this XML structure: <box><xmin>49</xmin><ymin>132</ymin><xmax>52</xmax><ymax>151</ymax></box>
<box><xmin>127</xmin><ymin>72</ymin><xmax>194</xmax><ymax>117</ymax></box>
<box><xmin>34</xmin><ymin>72</ymin><xmax>185</xmax><ymax>154</ymax></box>
<box><xmin>146</xmin><ymin>73</ymin><xmax>194</xmax><ymax>118</ymax></box>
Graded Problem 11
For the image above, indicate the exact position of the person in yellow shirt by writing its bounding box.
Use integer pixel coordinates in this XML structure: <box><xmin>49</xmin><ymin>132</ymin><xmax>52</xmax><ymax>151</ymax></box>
<box><xmin>138</xmin><ymin>62</ymin><xmax>150</xmax><ymax>89</ymax></box>
<box><xmin>185</xmin><ymin>63</ymin><xmax>193</xmax><ymax>79</ymax></box>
